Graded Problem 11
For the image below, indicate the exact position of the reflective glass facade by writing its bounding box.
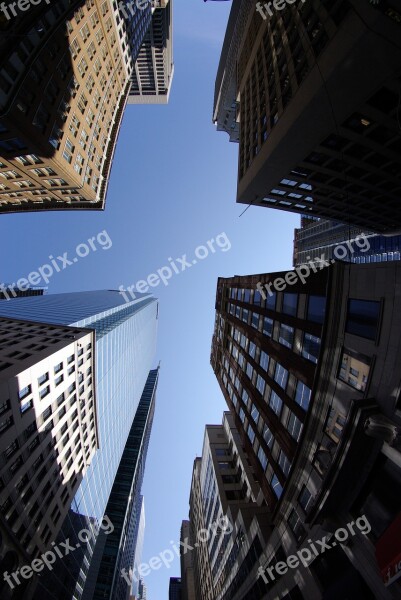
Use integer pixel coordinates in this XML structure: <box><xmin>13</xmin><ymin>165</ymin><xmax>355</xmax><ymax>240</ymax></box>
<box><xmin>0</xmin><ymin>291</ymin><xmax>158</xmax><ymax>599</ymax></box>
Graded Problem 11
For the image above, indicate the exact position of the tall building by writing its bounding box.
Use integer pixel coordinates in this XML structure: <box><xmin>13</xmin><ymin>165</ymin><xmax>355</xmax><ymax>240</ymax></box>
<box><xmin>180</xmin><ymin>521</ymin><xmax>196</xmax><ymax>600</ymax></box>
<box><xmin>168</xmin><ymin>577</ymin><xmax>182</xmax><ymax>600</ymax></box>
<box><xmin>293</xmin><ymin>216</ymin><xmax>401</xmax><ymax>267</ymax></box>
<box><xmin>128</xmin><ymin>0</ymin><xmax>174</xmax><ymax>104</ymax></box>
<box><xmin>210</xmin><ymin>261</ymin><xmax>401</xmax><ymax>598</ymax></box>
<box><xmin>213</xmin><ymin>0</ymin><xmax>401</xmax><ymax>233</ymax></box>
<box><xmin>131</xmin><ymin>496</ymin><xmax>145</xmax><ymax>600</ymax></box>
<box><xmin>136</xmin><ymin>578</ymin><xmax>147</xmax><ymax>600</ymax></box>
<box><xmin>88</xmin><ymin>368</ymin><xmax>159</xmax><ymax>600</ymax></box>
<box><xmin>0</xmin><ymin>290</ymin><xmax>158</xmax><ymax>599</ymax></box>
<box><xmin>185</xmin><ymin>413</ymin><xmax>271</xmax><ymax>600</ymax></box>
<box><xmin>0</xmin><ymin>0</ymin><xmax>151</xmax><ymax>213</ymax></box>
<box><xmin>0</xmin><ymin>286</ymin><xmax>44</xmax><ymax>300</ymax></box>
<box><xmin>0</xmin><ymin>317</ymin><xmax>97</xmax><ymax>600</ymax></box>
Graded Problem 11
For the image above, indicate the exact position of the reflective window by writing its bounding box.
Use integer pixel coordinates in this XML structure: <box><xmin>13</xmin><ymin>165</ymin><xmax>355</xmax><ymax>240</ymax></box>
<box><xmin>274</xmin><ymin>364</ymin><xmax>288</xmax><ymax>389</ymax></box>
<box><xmin>279</xmin><ymin>323</ymin><xmax>294</xmax><ymax>348</ymax></box>
<box><xmin>302</xmin><ymin>333</ymin><xmax>321</xmax><ymax>363</ymax></box>
<box><xmin>346</xmin><ymin>299</ymin><xmax>380</xmax><ymax>340</ymax></box>
<box><xmin>269</xmin><ymin>391</ymin><xmax>283</xmax><ymax>416</ymax></box>
<box><xmin>282</xmin><ymin>293</ymin><xmax>298</xmax><ymax>316</ymax></box>
<box><xmin>287</xmin><ymin>411</ymin><xmax>303</xmax><ymax>441</ymax></box>
<box><xmin>260</xmin><ymin>351</ymin><xmax>269</xmax><ymax>371</ymax></box>
<box><xmin>271</xmin><ymin>474</ymin><xmax>283</xmax><ymax>498</ymax></box>
<box><xmin>263</xmin><ymin>317</ymin><xmax>273</xmax><ymax>337</ymax></box>
<box><xmin>295</xmin><ymin>381</ymin><xmax>311</xmax><ymax>411</ymax></box>
<box><xmin>338</xmin><ymin>348</ymin><xmax>371</xmax><ymax>392</ymax></box>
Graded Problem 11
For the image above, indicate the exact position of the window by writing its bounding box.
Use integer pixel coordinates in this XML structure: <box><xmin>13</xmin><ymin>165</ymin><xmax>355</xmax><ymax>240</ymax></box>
<box><xmin>39</xmin><ymin>385</ymin><xmax>50</xmax><ymax>399</ymax></box>
<box><xmin>249</xmin><ymin>342</ymin><xmax>256</xmax><ymax>359</ymax></box>
<box><xmin>302</xmin><ymin>333</ymin><xmax>321</xmax><ymax>363</ymax></box>
<box><xmin>271</xmin><ymin>474</ymin><xmax>283</xmax><ymax>498</ymax></box>
<box><xmin>288</xmin><ymin>509</ymin><xmax>305</xmax><ymax>541</ymax></box>
<box><xmin>54</xmin><ymin>362</ymin><xmax>63</xmax><ymax>374</ymax></box>
<box><xmin>246</xmin><ymin>363</ymin><xmax>253</xmax><ymax>380</ymax></box>
<box><xmin>247</xmin><ymin>424</ymin><xmax>255</xmax><ymax>443</ymax></box>
<box><xmin>267</xmin><ymin>292</ymin><xmax>276</xmax><ymax>310</ymax></box>
<box><xmin>278</xmin><ymin>449</ymin><xmax>291</xmax><ymax>477</ymax></box>
<box><xmin>256</xmin><ymin>375</ymin><xmax>265</xmax><ymax>396</ymax></box>
<box><xmin>260</xmin><ymin>351</ymin><xmax>269</xmax><ymax>371</ymax></box>
<box><xmin>274</xmin><ymin>364</ymin><xmax>288</xmax><ymax>389</ymax></box>
<box><xmin>38</xmin><ymin>372</ymin><xmax>49</xmax><ymax>386</ymax></box>
<box><xmin>346</xmin><ymin>299</ymin><xmax>380</xmax><ymax>340</ymax></box>
<box><xmin>251</xmin><ymin>313</ymin><xmax>259</xmax><ymax>329</ymax></box>
<box><xmin>279</xmin><ymin>323</ymin><xmax>294</xmax><ymax>348</ymax></box>
<box><xmin>298</xmin><ymin>485</ymin><xmax>312</xmax><ymax>512</ymax></box>
<box><xmin>18</xmin><ymin>385</ymin><xmax>31</xmax><ymax>400</ymax></box>
<box><xmin>308</xmin><ymin>296</ymin><xmax>326</xmax><ymax>324</ymax></box>
<box><xmin>287</xmin><ymin>411</ymin><xmax>303</xmax><ymax>441</ymax></box>
<box><xmin>0</xmin><ymin>417</ymin><xmax>13</xmax><ymax>434</ymax></box>
<box><xmin>269</xmin><ymin>391</ymin><xmax>282</xmax><ymax>416</ymax></box>
<box><xmin>239</xmin><ymin>408</ymin><xmax>245</xmax><ymax>423</ymax></box>
<box><xmin>258</xmin><ymin>447</ymin><xmax>268</xmax><ymax>470</ymax></box>
<box><xmin>282</xmin><ymin>293</ymin><xmax>298</xmax><ymax>316</ymax></box>
<box><xmin>263</xmin><ymin>317</ymin><xmax>273</xmax><ymax>337</ymax></box>
<box><xmin>263</xmin><ymin>424</ymin><xmax>274</xmax><ymax>448</ymax></box>
<box><xmin>251</xmin><ymin>404</ymin><xmax>260</xmax><ymax>423</ymax></box>
<box><xmin>63</xmin><ymin>138</ymin><xmax>74</xmax><ymax>163</ymax></box>
<box><xmin>294</xmin><ymin>381</ymin><xmax>311</xmax><ymax>411</ymax></box>
<box><xmin>338</xmin><ymin>348</ymin><xmax>371</xmax><ymax>392</ymax></box>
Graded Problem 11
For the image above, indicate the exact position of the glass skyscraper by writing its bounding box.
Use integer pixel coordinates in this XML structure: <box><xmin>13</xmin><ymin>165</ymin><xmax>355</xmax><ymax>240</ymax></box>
<box><xmin>0</xmin><ymin>291</ymin><xmax>158</xmax><ymax>599</ymax></box>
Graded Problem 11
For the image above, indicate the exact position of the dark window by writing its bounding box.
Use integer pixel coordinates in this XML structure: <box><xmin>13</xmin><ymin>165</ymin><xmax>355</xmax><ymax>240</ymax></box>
<box><xmin>282</xmin><ymin>293</ymin><xmax>298</xmax><ymax>316</ymax></box>
<box><xmin>346</xmin><ymin>299</ymin><xmax>380</xmax><ymax>340</ymax></box>
<box><xmin>266</xmin><ymin>292</ymin><xmax>276</xmax><ymax>310</ymax></box>
<box><xmin>308</xmin><ymin>296</ymin><xmax>326</xmax><ymax>324</ymax></box>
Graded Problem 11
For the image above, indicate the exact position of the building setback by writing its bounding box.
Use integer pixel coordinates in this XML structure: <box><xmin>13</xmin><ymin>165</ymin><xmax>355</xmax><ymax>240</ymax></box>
<box><xmin>88</xmin><ymin>368</ymin><xmax>159</xmax><ymax>600</ymax></box>
<box><xmin>0</xmin><ymin>290</ymin><xmax>158</xmax><ymax>599</ymax></box>
<box><xmin>209</xmin><ymin>261</ymin><xmax>401</xmax><ymax>598</ymax></box>
<box><xmin>0</xmin><ymin>0</ymin><xmax>150</xmax><ymax>213</ymax></box>
<box><xmin>213</xmin><ymin>0</ymin><xmax>401</xmax><ymax>234</ymax></box>
<box><xmin>0</xmin><ymin>317</ymin><xmax>97</xmax><ymax>600</ymax></box>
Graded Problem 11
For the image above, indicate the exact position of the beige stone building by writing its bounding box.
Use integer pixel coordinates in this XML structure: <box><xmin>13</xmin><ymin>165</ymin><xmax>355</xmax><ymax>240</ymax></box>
<box><xmin>0</xmin><ymin>317</ymin><xmax>98</xmax><ymax>599</ymax></box>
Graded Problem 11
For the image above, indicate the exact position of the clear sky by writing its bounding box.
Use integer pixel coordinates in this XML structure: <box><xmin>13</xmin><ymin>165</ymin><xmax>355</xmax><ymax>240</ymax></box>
<box><xmin>1</xmin><ymin>0</ymin><xmax>299</xmax><ymax>596</ymax></box>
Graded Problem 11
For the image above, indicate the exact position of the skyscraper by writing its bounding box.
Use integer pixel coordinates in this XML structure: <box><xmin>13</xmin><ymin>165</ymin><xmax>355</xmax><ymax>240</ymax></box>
<box><xmin>0</xmin><ymin>0</ymin><xmax>156</xmax><ymax>213</ymax></box>
<box><xmin>88</xmin><ymin>368</ymin><xmax>159</xmax><ymax>600</ymax></box>
<box><xmin>213</xmin><ymin>0</ymin><xmax>401</xmax><ymax>233</ymax></box>
<box><xmin>0</xmin><ymin>290</ymin><xmax>158</xmax><ymax>598</ymax></box>
<box><xmin>127</xmin><ymin>0</ymin><xmax>174</xmax><ymax>104</ymax></box>
<box><xmin>0</xmin><ymin>317</ymin><xmax>97</xmax><ymax>600</ymax></box>
<box><xmin>293</xmin><ymin>216</ymin><xmax>401</xmax><ymax>267</ymax></box>
<box><xmin>209</xmin><ymin>261</ymin><xmax>401</xmax><ymax>598</ymax></box>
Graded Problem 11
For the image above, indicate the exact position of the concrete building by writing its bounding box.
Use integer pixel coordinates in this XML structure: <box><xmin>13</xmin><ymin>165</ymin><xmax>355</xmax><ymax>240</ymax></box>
<box><xmin>293</xmin><ymin>216</ymin><xmax>401</xmax><ymax>267</ymax></box>
<box><xmin>213</xmin><ymin>0</ymin><xmax>401</xmax><ymax>234</ymax></box>
<box><xmin>0</xmin><ymin>0</ymin><xmax>149</xmax><ymax>213</ymax></box>
<box><xmin>209</xmin><ymin>261</ymin><xmax>401</xmax><ymax>598</ymax></box>
<box><xmin>185</xmin><ymin>413</ymin><xmax>272</xmax><ymax>600</ymax></box>
<box><xmin>0</xmin><ymin>290</ymin><xmax>158</xmax><ymax>599</ymax></box>
<box><xmin>0</xmin><ymin>287</ymin><xmax>44</xmax><ymax>300</ymax></box>
<box><xmin>0</xmin><ymin>317</ymin><xmax>97</xmax><ymax>599</ymax></box>
<box><xmin>128</xmin><ymin>0</ymin><xmax>174</xmax><ymax>104</ymax></box>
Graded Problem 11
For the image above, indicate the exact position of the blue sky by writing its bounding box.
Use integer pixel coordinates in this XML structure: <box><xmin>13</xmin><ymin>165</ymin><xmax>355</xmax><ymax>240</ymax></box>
<box><xmin>1</xmin><ymin>0</ymin><xmax>299</xmax><ymax>596</ymax></box>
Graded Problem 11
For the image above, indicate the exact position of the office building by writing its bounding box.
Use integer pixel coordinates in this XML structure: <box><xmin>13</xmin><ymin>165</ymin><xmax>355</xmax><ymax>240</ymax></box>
<box><xmin>136</xmin><ymin>578</ymin><xmax>147</xmax><ymax>600</ymax></box>
<box><xmin>0</xmin><ymin>287</ymin><xmax>44</xmax><ymax>300</ymax></box>
<box><xmin>88</xmin><ymin>368</ymin><xmax>159</xmax><ymax>600</ymax></box>
<box><xmin>214</xmin><ymin>0</ymin><xmax>401</xmax><ymax>233</ymax></box>
<box><xmin>210</xmin><ymin>262</ymin><xmax>401</xmax><ymax>598</ymax></box>
<box><xmin>293</xmin><ymin>216</ymin><xmax>401</xmax><ymax>266</ymax></box>
<box><xmin>180</xmin><ymin>521</ymin><xmax>196</xmax><ymax>600</ymax></box>
<box><xmin>128</xmin><ymin>0</ymin><xmax>174</xmax><ymax>104</ymax></box>
<box><xmin>168</xmin><ymin>577</ymin><xmax>182</xmax><ymax>600</ymax></box>
<box><xmin>0</xmin><ymin>290</ymin><xmax>158</xmax><ymax>599</ymax></box>
<box><xmin>185</xmin><ymin>413</ymin><xmax>271</xmax><ymax>600</ymax></box>
<box><xmin>0</xmin><ymin>317</ymin><xmax>97</xmax><ymax>600</ymax></box>
<box><xmin>0</xmin><ymin>0</ymin><xmax>150</xmax><ymax>213</ymax></box>
<box><xmin>131</xmin><ymin>497</ymin><xmax>146</xmax><ymax>600</ymax></box>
